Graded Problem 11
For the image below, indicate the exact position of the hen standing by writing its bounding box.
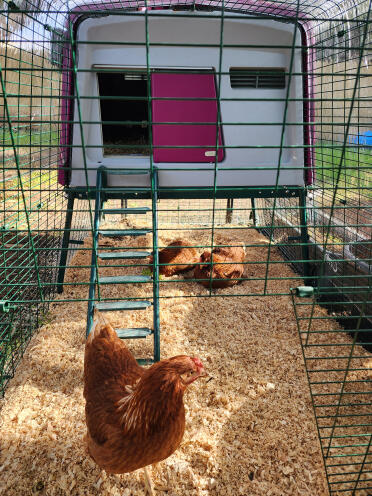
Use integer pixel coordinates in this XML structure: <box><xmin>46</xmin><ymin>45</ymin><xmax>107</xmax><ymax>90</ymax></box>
<box><xmin>84</xmin><ymin>315</ymin><xmax>206</xmax><ymax>493</ymax></box>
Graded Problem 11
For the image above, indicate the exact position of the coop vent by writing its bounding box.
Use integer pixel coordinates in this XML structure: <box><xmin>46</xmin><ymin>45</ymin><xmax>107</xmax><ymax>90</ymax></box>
<box><xmin>229</xmin><ymin>68</ymin><xmax>286</xmax><ymax>89</ymax></box>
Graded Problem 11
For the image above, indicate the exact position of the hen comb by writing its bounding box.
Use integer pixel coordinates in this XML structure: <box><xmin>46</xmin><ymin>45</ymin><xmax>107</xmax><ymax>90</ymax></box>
<box><xmin>191</xmin><ymin>357</ymin><xmax>204</xmax><ymax>368</ymax></box>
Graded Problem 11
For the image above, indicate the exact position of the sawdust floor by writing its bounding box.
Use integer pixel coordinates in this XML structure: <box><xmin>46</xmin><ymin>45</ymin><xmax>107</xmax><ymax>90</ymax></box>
<box><xmin>1</xmin><ymin>224</ymin><xmax>371</xmax><ymax>496</ymax></box>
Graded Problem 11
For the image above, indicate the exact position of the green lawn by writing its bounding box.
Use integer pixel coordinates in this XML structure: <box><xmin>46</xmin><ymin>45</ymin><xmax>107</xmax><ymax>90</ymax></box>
<box><xmin>315</xmin><ymin>142</ymin><xmax>372</xmax><ymax>199</ymax></box>
<box><xmin>0</xmin><ymin>128</ymin><xmax>59</xmax><ymax>148</ymax></box>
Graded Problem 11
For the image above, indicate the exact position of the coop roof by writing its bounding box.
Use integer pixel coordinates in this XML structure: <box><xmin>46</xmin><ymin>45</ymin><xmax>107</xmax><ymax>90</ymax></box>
<box><xmin>61</xmin><ymin>0</ymin><xmax>365</xmax><ymax>22</ymax></box>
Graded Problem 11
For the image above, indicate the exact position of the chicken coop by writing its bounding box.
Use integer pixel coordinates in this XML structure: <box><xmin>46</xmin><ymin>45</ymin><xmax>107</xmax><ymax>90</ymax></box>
<box><xmin>0</xmin><ymin>0</ymin><xmax>371</xmax><ymax>494</ymax></box>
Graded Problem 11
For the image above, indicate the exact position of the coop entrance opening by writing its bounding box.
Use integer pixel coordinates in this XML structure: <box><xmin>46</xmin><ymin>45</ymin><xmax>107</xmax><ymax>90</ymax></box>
<box><xmin>97</xmin><ymin>72</ymin><xmax>149</xmax><ymax>156</ymax></box>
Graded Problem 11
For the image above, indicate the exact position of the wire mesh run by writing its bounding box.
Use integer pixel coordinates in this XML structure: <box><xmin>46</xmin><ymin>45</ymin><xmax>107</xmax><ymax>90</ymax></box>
<box><xmin>0</xmin><ymin>0</ymin><xmax>371</xmax><ymax>493</ymax></box>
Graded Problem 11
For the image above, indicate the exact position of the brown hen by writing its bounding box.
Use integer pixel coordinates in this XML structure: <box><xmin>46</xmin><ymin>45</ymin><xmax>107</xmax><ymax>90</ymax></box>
<box><xmin>84</xmin><ymin>316</ymin><xmax>206</xmax><ymax>491</ymax></box>
<box><xmin>148</xmin><ymin>239</ymin><xmax>199</xmax><ymax>276</ymax></box>
<box><xmin>194</xmin><ymin>245</ymin><xmax>246</xmax><ymax>289</ymax></box>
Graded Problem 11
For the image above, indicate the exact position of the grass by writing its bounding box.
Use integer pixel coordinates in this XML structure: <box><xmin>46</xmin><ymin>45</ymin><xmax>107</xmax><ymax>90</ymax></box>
<box><xmin>0</xmin><ymin>169</ymin><xmax>59</xmax><ymax>231</ymax></box>
<box><xmin>0</xmin><ymin>128</ymin><xmax>59</xmax><ymax>148</ymax></box>
<box><xmin>0</xmin><ymin>127</ymin><xmax>60</xmax><ymax>212</ymax></box>
<box><xmin>1</xmin><ymin>168</ymin><xmax>57</xmax><ymax>197</ymax></box>
<box><xmin>315</xmin><ymin>142</ymin><xmax>372</xmax><ymax>199</ymax></box>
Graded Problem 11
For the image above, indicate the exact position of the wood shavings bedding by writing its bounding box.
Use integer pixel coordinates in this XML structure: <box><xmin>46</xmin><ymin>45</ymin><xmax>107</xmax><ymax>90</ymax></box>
<box><xmin>0</xmin><ymin>223</ymin><xmax>370</xmax><ymax>496</ymax></box>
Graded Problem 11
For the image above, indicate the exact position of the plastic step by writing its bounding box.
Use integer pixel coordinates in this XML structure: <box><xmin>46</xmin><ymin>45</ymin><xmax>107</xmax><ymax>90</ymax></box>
<box><xmin>101</xmin><ymin>188</ymin><xmax>150</xmax><ymax>194</ymax></box>
<box><xmin>98</xmin><ymin>275</ymin><xmax>151</xmax><ymax>284</ymax></box>
<box><xmin>98</xmin><ymin>250</ymin><xmax>151</xmax><ymax>260</ymax></box>
<box><xmin>102</xmin><ymin>207</ymin><xmax>151</xmax><ymax>215</ymax></box>
<box><xmin>98</xmin><ymin>229</ymin><xmax>151</xmax><ymax>237</ymax></box>
<box><xmin>95</xmin><ymin>301</ymin><xmax>151</xmax><ymax>311</ymax></box>
<box><xmin>99</xmin><ymin>168</ymin><xmax>150</xmax><ymax>175</ymax></box>
<box><xmin>137</xmin><ymin>358</ymin><xmax>154</xmax><ymax>366</ymax></box>
<box><xmin>115</xmin><ymin>328</ymin><xmax>153</xmax><ymax>339</ymax></box>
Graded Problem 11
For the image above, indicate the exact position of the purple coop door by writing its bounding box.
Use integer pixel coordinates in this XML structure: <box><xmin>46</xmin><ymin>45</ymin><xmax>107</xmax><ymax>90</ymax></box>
<box><xmin>151</xmin><ymin>72</ymin><xmax>224</xmax><ymax>163</ymax></box>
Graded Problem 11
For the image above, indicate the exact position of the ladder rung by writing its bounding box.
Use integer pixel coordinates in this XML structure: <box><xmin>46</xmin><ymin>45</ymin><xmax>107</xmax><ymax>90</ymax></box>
<box><xmin>100</xmin><ymin>188</ymin><xmax>150</xmax><ymax>193</ymax></box>
<box><xmin>98</xmin><ymin>229</ymin><xmax>151</xmax><ymax>237</ymax></box>
<box><xmin>98</xmin><ymin>275</ymin><xmax>151</xmax><ymax>284</ymax></box>
<box><xmin>137</xmin><ymin>358</ymin><xmax>154</xmax><ymax>366</ymax></box>
<box><xmin>95</xmin><ymin>301</ymin><xmax>151</xmax><ymax>311</ymax></box>
<box><xmin>102</xmin><ymin>207</ymin><xmax>151</xmax><ymax>215</ymax></box>
<box><xmin>98</xmin><ymin>250</ymin><xmax>151</xmax><ymax>260</ymax></box>
<box><xmin>115</xmin><ymin>327</ymin><xmax>153</xmax><ymax>339</ymax></box>
<box><xmin>99</xmin><ymin>168</ymin><xmax>150</xmax><ymax>175</ymax></box>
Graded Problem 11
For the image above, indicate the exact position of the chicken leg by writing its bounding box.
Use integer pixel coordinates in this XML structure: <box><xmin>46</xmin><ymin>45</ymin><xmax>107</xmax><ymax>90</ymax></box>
<box><xmin>143</xmin><ymin>466</ymin><xmax>154</xmax><ymax>495</ymax></box>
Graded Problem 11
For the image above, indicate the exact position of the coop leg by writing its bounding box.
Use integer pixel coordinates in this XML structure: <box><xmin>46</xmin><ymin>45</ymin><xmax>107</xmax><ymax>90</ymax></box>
<box><xmin>226</xmin><ymin>198</ymin><xmax>233</xmax><ymax>223</ymax></box>
<box><xmin>250</xmin><ymin>198</ymin><xmax>258</xmax><ymax>226</ymax></box>
<box><xmin>86</xmin><ymin>171</ymin><xmax>104</xmax><ymax>338</ymax></box>
<box><xmin>121</xmin><ymin>198</ymin><xmax>128</xmax><ymax>221</ymax></box>
<box><xmin>299</xmin><ymin>190</ymin><xmax>310</xmax><ymax>281</ymax></box>
<box><xmin>57</xmin><ymin>193</ymin><xmax>75</xmax><ymax>293</ymax></box>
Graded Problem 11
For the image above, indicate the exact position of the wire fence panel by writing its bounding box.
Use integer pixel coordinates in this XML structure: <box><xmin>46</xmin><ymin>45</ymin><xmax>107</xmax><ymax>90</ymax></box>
<box><xmin>0</xmin><ymin>0</ymin><xmax>371</xmax><ymax>493</ymax></box>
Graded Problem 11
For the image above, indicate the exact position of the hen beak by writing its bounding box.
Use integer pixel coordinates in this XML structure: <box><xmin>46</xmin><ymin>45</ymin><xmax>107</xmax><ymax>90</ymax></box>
<box><xmin>199</xmin><ymin>366</ymin><xmax>208</xmax><ymax>378</ymax></box>
<box><xmin>195</xmin><ymin>365</ymin><xmax>208</xmax><ymax>380</ymax></box>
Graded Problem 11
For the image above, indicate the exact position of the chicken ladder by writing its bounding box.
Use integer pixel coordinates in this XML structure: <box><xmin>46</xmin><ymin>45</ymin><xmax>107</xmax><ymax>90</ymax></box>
<box><xmin>86</xmin><ymin>166</ymin><xmax>160</xmax><ymax>364</ymax></box>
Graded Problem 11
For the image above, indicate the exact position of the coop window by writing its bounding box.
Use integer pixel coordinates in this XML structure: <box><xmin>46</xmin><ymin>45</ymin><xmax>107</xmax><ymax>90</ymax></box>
<box><xmin>229</xmin><ymin>68</ymin><xmax>286</xmax><ymax>89</ymax></box>
<box><xmin>97</xmin><ymin>72</ymin><xmax>149</xmax><ymax>156</ymax></box>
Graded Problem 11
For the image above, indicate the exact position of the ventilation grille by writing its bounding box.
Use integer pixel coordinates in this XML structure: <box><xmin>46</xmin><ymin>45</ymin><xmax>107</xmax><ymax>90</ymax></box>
<box><xmin>229</xmin><ymin>68</ymin><xmax>286</xmax><ymax>89</ymax></box>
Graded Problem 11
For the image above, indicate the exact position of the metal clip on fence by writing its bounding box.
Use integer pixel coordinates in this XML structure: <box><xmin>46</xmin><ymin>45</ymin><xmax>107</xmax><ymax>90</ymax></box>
<box><xmin>0</xmin><ymin>301</ymin><xmax>17</xmax><ymax>313</ymax></box>
<box><xmin>291</xmin><ymin>286</ymin><xmax>314</xmax><ymax>298</ymax></box>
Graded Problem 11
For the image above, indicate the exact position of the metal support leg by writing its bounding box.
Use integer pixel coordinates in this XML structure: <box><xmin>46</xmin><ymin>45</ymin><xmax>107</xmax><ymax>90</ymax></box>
<box><xmin>226</xmin><ymin>198</ymin><xmax>233</xmax><ymax>224</ymax></box>
<box><xmin>299</xmin><ymin>189</ymin><xmax>310</xmax><ymax>281</ymax></box>
<box><xmin>121</xmin><ymin>198</ymin><xmax>128</xmax><ymax>221</ymax></box>
<box><xmin>86</xmin><ymin>170</ymin><xmax>103</xmax><ymax>337</ymax></box>
<box><xmin>57</xmin><ymin>193</ymin><xmax>74</xmax><ymax>294</ymax></box>
<box><xmin>250</xmin><ymin>198</ymin><xmax>258</xmax><ymax>226</ymax></box>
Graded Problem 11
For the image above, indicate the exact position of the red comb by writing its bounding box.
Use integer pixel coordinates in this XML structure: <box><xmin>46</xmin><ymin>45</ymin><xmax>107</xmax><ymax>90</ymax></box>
<box><xmin>191</xmin><ymin>357</ymin><xmax>203</xmax><ymax>368</ymax></box>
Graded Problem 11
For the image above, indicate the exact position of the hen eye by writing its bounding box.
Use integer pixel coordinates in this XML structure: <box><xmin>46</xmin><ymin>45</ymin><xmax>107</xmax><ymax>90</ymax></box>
<box><xmin>180</xmin><ymin>370</ymin><xmax>194</xmax><ymax>383</ymax></box>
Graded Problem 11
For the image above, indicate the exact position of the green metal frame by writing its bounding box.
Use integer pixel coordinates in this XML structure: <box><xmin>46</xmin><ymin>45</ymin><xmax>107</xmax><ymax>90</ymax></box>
<box><xmin>57</xmin><ymin>192</ymin><xmax>75</xmax><ymax>293</ymax></box>
<box><xmin>65</xmin><ymin>185</ymin><xmax>307</xmax><ymax>200</ymax></box>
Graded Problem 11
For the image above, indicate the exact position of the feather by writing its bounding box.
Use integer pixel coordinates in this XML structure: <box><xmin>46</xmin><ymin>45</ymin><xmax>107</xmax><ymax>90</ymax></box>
<box><xmin>148</xmin><ymin>239</ymin><xmax>199</xmax><ymax>277</ymax></box>
<box><xmin>194</xmin><ymin>245</ymin><xmax>246</xmax><ymax>289</ymax></box>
